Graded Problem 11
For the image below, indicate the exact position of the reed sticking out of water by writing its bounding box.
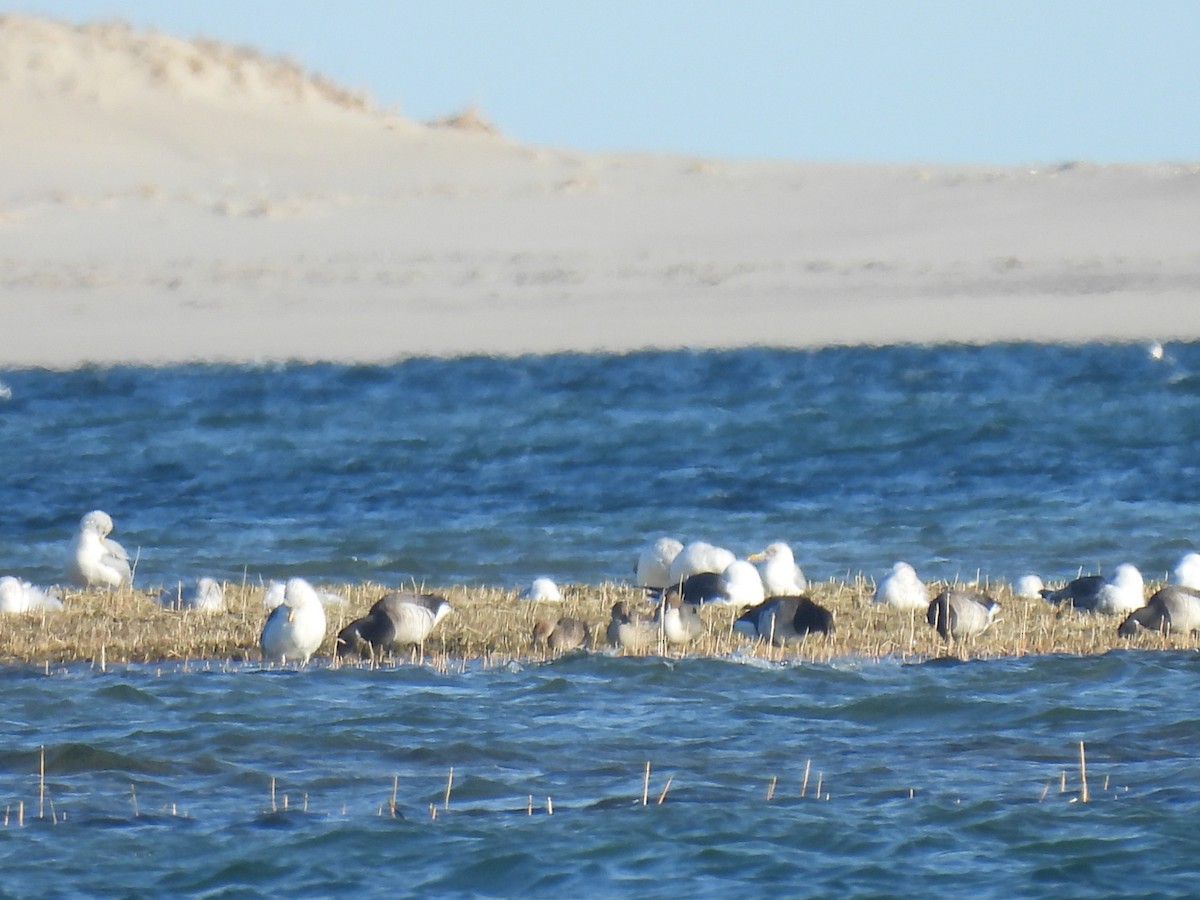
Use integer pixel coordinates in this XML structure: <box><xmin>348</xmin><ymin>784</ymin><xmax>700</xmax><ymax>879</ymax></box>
<box><xmin>443</xmin><ymin>767</ymin><xmax>454</xmax><ymax>810</ymax></box>
<box><xmin>658</xmin><ymin>777</ymin><xmax>673</xmax><ymax>805</ymax></box>
<box><xmin>38</xmin><ymin>746</ymin><xmax>44</xmax><ymax>820</ymax></box>
<box><xmin>766</xmin><ymin>776</ymin><xmax>777</xmax><ymax>802</ymax></box>
<box><xmin>801</xmin><ymin>759</ymin><xmax>811</xmax><ymax>798</ymax></box>
<box><xmin>389</xmin><ymin>776</ymin><xmax>399</xmax><ymax>818</ymax></box>
<box><xmin>547</xmin><ymin>796</ymin><xmax>554</xmax><ymax>815</ymax></box>
<box><xmin>1079</xmin><ymin>741</ymin><xmax>1089</xmax><ymax>803</ymax></box>
<box><xmin>642</xmin><ymin>761</ymin><xmax>651</xmax><ymax>807</ymax></box>
<box><xmin>270</xmin><ymin>776</ymin><xmax>277</xmax><ymax>813</ymax></box>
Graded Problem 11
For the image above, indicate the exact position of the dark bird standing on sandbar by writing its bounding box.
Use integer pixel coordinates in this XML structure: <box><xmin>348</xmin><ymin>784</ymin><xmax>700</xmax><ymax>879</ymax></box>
<box><xmin>926</xmin><ymin>589</ymin><xmax>998</xmax><ymax>641</ymax></box>
<box><xmin>1118</xmin><ymin>585</ymin><xmax>1200</xmax><ymax>637</ymax></box>
<box><xmin>336</xmin><ymin>591</ymin><xmax>452</xmax><ymax>657</ymax></box>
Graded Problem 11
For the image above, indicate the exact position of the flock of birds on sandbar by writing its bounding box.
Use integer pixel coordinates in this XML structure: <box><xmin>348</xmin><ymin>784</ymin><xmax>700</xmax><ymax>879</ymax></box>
<box><xmin>2</xmin><ymin>511</ymin><xmax>1200</xmax><ymax>666</ymax></box>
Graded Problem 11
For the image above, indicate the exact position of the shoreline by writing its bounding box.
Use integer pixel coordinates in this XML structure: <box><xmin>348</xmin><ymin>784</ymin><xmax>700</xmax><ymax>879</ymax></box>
<box><xmin>1</xmin><ymin>579</ymin><xmax>1190</xmax><ymax>667</ymax></box>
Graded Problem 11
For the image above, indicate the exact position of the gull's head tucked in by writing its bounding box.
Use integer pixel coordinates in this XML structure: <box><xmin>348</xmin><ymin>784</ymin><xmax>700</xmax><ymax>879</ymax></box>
<box><xmin>159</xmin><ymin>577</ymin><xmax>225</xmax><ymax>612</ymax></box>
<box><xmin>520</xmin><ymin>577</ymin><xmax>562</xmax><ymax>602</ymax></box>
<box><xmin>635</xmin><ymin>537</ymin><xmax>684</xmax><ymax>589</ymax></box>
<box><xmin>259</xmin><ymin>577</ymin><xmax>327</xmax><ymax>665</ymax></box>
<box><xmin>873</xmin><ymin>562</ymin><xmax>929</xmax><ymax>611</ymax></box>
<box><xmin>67</xmin><ymin>509</ymin><xmax>132</xmax><ymax>590</ymax></box>
<box><xmin>0</xmin><ymin>577</ymin><xmax>64</xmax><ymax>614</ymax></box>
<box><xmin>1173</xmin><ymin>553</ymin><xmax>1200</xmax><ymax>590</ymax></box>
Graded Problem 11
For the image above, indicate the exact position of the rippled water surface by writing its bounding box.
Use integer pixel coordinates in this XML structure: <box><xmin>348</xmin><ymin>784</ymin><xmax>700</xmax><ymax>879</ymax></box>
<box><xmin>2</xmin><ymin>654</ymin><xmax>1199</xmax><ymax>897</ymax></box>
<box><xmin>2</xmin><ymin>344</ymin><xmax>1199</xmax><ymax>895</ymax></box>
<box><xmin>1</xmin><ymin>344</ymin><xmax>1198</xmax><ymax>588</ymax></box>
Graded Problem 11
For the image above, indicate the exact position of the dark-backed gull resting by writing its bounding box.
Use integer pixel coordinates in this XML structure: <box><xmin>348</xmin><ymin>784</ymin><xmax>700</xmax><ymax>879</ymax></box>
<box><xmin>259</xmin><ymin>577</ymin><xmax>327</xmax><ymax>665</ymax></box>
<box><xmin>926</xmin><ymin>590</ymin><xmax>998</xmax><ymax>640</ymax></box>
<box><xmin>336</xmin><ymin>591</ymin><xmax>452</xmax><ymax>656</ymax></box>
<box><xmin>873</xmin><ymin>562</ymin><xmax>929</xmax><ymax>610</ymax></box>
<box><xmin>668</xmin><ymin>541</ymin><xmax>736</xmax><ymax>585</ymax></box>
<box><xmin>519</xmin><ymin>577</ymin><xmax>562</xmax><ymax>601</ymax></box>
<box><xmin>0</xmin><ymin>577</ymin><xmax>63</xmax><ymax>613</ymax></box>
<box><xmin>635</xmin><ymin>537</ymin><xmax>684</xmax><ymax>589</ymax></box>
<box><xmin>158</xmin><ymin>577</ymin><xmax>225</xmax><ymax>612</ymax></box>
<box><xmin>734</xmin><ymin>595</ymin><xmax>834</xmax><ymax>645</ymax></box>
<box><xmin>664</xmin><ymin>560</ymin><xmax>765</xmax><ymax>607</ymax></box>
<box><xmin>531</xmin><ymin>616</ymin><xmax>591</xmax><ymax>652</ymax></box>
<box><xmin>654</xmin><ymin>593</ymin><xmax>705</xmax><ymax>645</ymax></box>
<box><xmin>67</xmin><ymin>510</ymin><xmax>132</xmax><ymax>590</ymax></box>
<box><xmin>1118</xmin><ymin>585</ymin><xmax>1200</xmax><ymax>637</ymax></box>
<box><xmin>748</xmin><ymin>542</ymin><xmax>806</xmax><ymax>596</ymax></box>
<box><xmin>606</xmin><ymin>601</ymin><xmax>658</xmax><ymax>650</ymax></box>
<box><xmin>1040</xmin><ymin>564</ymin><xmax>1144</xmax><ymax>615</ymax></box>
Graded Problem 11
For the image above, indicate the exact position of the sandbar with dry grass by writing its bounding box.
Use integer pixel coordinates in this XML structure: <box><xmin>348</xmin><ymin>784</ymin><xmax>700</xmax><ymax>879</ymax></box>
<box><xmin>1</xmin><ymin>578</ymin><xmax>1191</xmax><ymax>669</ymax></box>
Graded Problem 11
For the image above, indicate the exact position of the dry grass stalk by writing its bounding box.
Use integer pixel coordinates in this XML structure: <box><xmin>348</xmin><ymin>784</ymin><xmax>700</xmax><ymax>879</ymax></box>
<box><xmin>1079</xmin><ymin>741</ymin><xmax>1089</xmax><ymax>803</ymax></box>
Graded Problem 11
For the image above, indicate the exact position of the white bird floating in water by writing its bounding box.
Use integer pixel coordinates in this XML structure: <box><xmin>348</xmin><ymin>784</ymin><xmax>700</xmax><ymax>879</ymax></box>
<box><xmin>0</xmin><ymin>577</ymin><xmax>63</xmax><ymax>614</ymax></box>
<box><xmin>259</xmin><ymin>577</ymin><xmax>327</xmax><ymax>665</ymax></box>
<box><xmin>158</xmin><ymin>577</ymin><xmax>225</xmax><ymax>612</ymax></box>
<box><xmin>873</xmin><ymin>562</ymin><xmax>929</xmax><ymax>611</ymax></box>
<box><xmin>747</xmin><ymin>542</ymin><xmax>806</xmax><ymax>596</ymax></box>
<box><xmin>67</xmin><ymin>510</ymin><xmax>132</xmax><ymax>589</ymax></box>
<box><xmin>635</xmin><ymin>537</ymin><xmax>684</xmax><ymax>589</ymax></box>
<box><xmin>519</xmin><ymin>577</ymin><xmax>562</xmax><ymax>601</ymax></box>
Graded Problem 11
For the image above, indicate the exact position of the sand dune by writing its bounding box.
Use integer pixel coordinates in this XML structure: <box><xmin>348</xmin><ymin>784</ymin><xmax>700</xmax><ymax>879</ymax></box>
<box><xmin>2</xmin><ymin>14</ymin><xmax>1198</xmax><ymax>368</ymax></box>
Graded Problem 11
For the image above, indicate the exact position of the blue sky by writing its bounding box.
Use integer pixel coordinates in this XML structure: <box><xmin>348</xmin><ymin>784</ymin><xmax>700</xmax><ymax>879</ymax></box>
<box><xmin>12</xmin><ymin>0</ymin><xmax>1200</xmax><ymax>164</ymax></box>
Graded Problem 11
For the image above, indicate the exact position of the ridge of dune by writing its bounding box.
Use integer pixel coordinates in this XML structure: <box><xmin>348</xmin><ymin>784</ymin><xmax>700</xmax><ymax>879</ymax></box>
<box><xmin>0</xmin><ymin>14</ymin><xmax>376</xmax><ymax>116</ymax></box>
<box><xmin>1</xmin><ymin>14</ymin><xmax>1199</xmax><ymax>368</ymax></box>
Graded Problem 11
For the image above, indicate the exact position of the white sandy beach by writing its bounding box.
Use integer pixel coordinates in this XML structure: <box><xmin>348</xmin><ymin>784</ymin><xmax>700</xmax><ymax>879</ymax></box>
<box><xmin>2</xmin><ymin>15</ymin><xmax>1199</xmax><ymax>369</ymax></box>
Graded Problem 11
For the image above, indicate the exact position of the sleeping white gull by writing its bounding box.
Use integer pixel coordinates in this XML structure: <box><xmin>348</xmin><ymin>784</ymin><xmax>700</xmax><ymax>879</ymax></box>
<box><xmin>873</xmin><ymin>562</ymin><xmax>929</xmax><ymax>611</ymax></box>
<box><xmin>748</xmin><ymin>542</ymin><xmax>806</xmax><ymax>596</ymax></box>
<box><xmin>0</xmin><ymin>577</ymin><xmax>63</xmax><ymax>613</ymax></box>
<box><xmin>263</xmin><ymin>580</ymin><xmax>346</xmax><ymax>610</ymax></box>
<box><xmin>635</xmin><ymin>537</ymin><xmax>684</xmax><ymax>589</ymax></box>
<box><xmin>519</xmin><ymin>577</ymin><xmax>562</xmax><ymax>601</ymax></box>
<box><xmin>668</xmin><ymin>541</ymin><xmax>736</xmax><ymax>586</ymax></box>
<box><xmin>1173</xmin><ymin>552</ymin><xmax>1200</xmax><ymax>590</ymax></box>
<box><xmin>158</xmin><ymin>577</ymin><xmax>225</xmax><ymax>612</ymax></box>
<box><xmin>66</xmin><ymin>510</ymin><xmax>132</xmax><ymax>589</ymax></box>
<box><xmin>259</xmin><ymin>577</ymin><xmax>327</xmax><ymax>665</ymax></box>
<box><xmin>1013</xmin><ymin>574</ymin><xmax>1045</xmax><ymax>599</ymax></box>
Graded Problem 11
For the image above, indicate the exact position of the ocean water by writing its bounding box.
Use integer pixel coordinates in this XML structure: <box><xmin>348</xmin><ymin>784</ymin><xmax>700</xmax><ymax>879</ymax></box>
<box><xmin>2</xmin><ymin>344</ymin><xmax>1200</xmax><ymax>896</ymax></box>
<box><xmin>1</xmin><ymin>344</ymin><xmax>1198</xmax><ymax>589</ymax></box>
